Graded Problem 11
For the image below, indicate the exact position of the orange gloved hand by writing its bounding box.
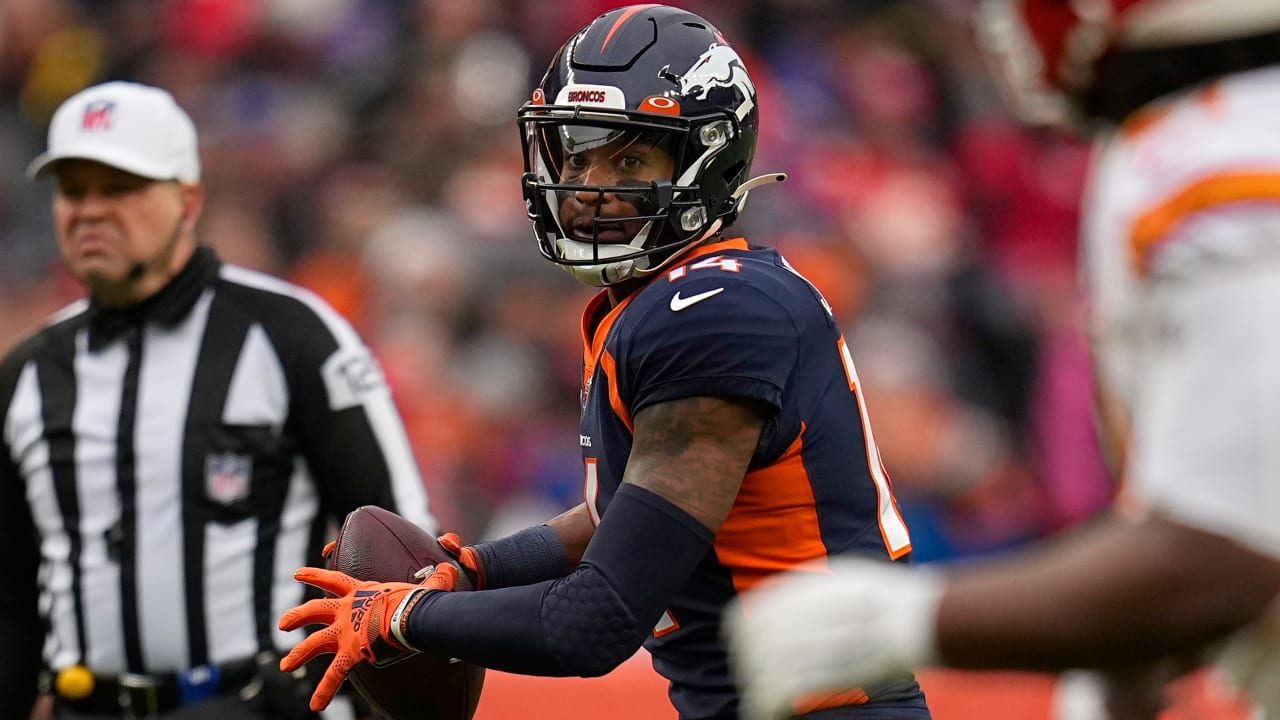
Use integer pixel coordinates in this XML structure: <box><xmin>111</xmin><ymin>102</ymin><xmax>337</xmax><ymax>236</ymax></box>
<box><xmin>437</xmin><ymin>532</ymin><xmax>485</xmax><ymax>589</ymax></box>
<box><xmin>278</xmin><ymin>565</ymin><xmax>457</xmax><ymax>711</ymax></box>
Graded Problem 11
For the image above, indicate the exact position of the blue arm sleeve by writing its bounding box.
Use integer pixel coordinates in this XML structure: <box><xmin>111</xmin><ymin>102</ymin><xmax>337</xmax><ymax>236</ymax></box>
<box><xmin>470</xmin><ymin>524</ymin><xmax>570</xmax><ymax>588</ymax></box>
<box><xmin>406</xmin><ymin>483</ymin><xmax>714</xmax><ymax>676</ymax></box>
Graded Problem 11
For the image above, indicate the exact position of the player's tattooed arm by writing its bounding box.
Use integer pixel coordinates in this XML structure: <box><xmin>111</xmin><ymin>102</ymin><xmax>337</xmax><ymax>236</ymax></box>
<box><xmin>624</xmin><ymin>395</ymin><xmax>768</xmax><ymax>532</ymax></box>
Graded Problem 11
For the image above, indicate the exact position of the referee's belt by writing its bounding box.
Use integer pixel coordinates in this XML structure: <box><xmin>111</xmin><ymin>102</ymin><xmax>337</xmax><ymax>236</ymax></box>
<box><xmin>51</xmin><ymin>657</ymin><xmax>260</xmax><ymax>717</ymax></box>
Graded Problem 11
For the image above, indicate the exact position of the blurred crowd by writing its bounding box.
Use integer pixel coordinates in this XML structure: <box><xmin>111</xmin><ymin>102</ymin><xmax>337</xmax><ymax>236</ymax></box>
<box><xmin>0</xmin><ymin>0</ymin><xmax>1114</xmax><ymax>562</ymax></box>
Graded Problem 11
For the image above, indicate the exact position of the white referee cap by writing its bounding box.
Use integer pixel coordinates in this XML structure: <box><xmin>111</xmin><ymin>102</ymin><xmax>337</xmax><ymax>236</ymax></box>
<box><xmin>27</xmin><ymin>81</ymin><xmax>201</xmax><ymax>183</ymax></box>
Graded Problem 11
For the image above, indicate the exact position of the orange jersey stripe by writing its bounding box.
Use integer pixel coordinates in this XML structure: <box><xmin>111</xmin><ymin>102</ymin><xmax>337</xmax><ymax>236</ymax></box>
<box><xmin>581</xmin><ymin>289</ymin><xmax>636</xmax><ymax>398</ymax></box>
<box><xmin>599</xmin><ymin>350</ymin><xmax>633</xmax><ymax>433</ymax></box>
<box><xmin>686</xmin><ymin>236</ymin><xmax>749</xmax><ymax>260</ymax></box>
<box><xmin>875</xmin><ymin>455</ymin><xmax>912</xmax><ymax>561</ymax></box>
<box><xmin>716</xmin><ymin>427</ymin><xmax>829</xmax><ymax>594</ymax></box>
<box><xmin>794</xmin><ymin>688</ymin><xmax>871</xmax><ymax>714</ymax></box>
<box><xmin>1130</xmin><ymin>171</ymin><xmax>1280</xmax><ymax>274</ymax></box>
<box><xmin>1120</xmin><ymin>104</ymin><xmax>1174</xmax><ymax>141</ymax></box>
<box><xmin>1120</xmin><ymin>81</ymin><xmax>1225</xmax><ymax>142</ymax></box>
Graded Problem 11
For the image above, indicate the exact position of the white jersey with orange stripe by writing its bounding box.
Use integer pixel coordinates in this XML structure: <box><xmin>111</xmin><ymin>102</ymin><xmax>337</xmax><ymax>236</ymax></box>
<box><xmin>1082</xmin><ymin>63</ymin><xmax>1280</xmax><ymax>712</ymax></box>
<box><xmin>1083</xmin><ymin>63</ymin><xmax>1280</xmax><ymax>561</ymax></box>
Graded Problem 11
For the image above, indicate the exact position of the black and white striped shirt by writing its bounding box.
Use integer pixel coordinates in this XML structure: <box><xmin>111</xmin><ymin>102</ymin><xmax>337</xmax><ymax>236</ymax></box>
<box><xmin>0</xmin><ymin>247</ymin><xmax>435</xmax><ymax>712</ymax></box>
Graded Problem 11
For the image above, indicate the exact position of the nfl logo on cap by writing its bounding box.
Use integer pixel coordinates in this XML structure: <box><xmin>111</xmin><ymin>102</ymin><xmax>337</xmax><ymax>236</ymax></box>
<box><xmin>80</xmin><ymin>101</ymin><xmax>115</xmax><ymax>131</ymax></box>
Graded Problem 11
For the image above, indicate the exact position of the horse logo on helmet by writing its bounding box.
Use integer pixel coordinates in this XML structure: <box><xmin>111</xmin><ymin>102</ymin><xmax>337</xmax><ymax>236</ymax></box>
<box><xmin>669</xmin><ymin>44</ymin><xmax>756</xmax><ymax>118</ymax></box>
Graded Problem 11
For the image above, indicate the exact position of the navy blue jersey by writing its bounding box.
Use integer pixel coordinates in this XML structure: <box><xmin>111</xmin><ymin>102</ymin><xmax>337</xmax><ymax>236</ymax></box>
<box><xmin>577</xmin><ymin>238</ymin><xmax>926</xmax><ymax>718</ymax></box>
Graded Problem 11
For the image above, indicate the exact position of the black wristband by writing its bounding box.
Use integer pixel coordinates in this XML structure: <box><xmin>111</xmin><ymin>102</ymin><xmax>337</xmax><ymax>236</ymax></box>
<box><xmin>470</xmin><ymin>525</ymin><xmax>569</xmax><ymax>589</ymax></box>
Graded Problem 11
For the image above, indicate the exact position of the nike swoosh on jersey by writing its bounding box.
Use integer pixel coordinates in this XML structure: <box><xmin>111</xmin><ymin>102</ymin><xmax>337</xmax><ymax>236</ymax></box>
<box><xmin>669</xmin><ymin>287</ymin><xmax>725</xmax><ymax>311</ymax></box>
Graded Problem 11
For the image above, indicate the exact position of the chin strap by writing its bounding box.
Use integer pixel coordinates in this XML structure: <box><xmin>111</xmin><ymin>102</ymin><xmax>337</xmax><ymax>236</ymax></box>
<box><xmin>559</xmin><ymin>173</ymin><xmax>787</xmax><ymax>288</ymax></box>
<box><xmin>732</xmin><ymin>172</ymin><xmax>788</xmax><ymax>213</ymax></box>
<box><xmin>626</xmin><ymin>218</ymin><xmax>725</xmax><ymax>283</ymax></box>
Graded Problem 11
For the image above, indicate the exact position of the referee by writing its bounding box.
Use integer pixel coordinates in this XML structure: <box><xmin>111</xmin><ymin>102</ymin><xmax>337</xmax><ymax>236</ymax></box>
<box><xmin>0</xmin><ymin>81</ymin><xmax>436</xmax><ymax>719</ymax></box>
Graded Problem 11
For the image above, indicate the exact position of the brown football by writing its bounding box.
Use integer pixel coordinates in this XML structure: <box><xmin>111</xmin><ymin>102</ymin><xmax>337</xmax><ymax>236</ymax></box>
<box><xmin>327</xmin><ymin>505</ymin><xmax>485</xmax><ymax>720</ymax></box>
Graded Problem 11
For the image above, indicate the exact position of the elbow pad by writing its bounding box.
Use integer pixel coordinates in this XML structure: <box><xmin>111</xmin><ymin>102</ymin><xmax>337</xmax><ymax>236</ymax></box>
<box><xmin>541</xmin><ymin>565</ymin><xmax>653</xmax><ymax>676</ymax></box>
<box><xmin>541</xmin><ymin>484</ymin><xmax>715</xmax><ymax>674</ymax></box>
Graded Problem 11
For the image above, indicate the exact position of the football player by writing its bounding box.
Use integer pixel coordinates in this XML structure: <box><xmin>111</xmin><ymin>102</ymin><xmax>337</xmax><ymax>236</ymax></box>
<box><xmin>723</xmin><ymin>1</ymin><xmax>1280</xmax><ymax>719</ymax></box>
<box><xmin>277</xmin><ymin>5</ymin><xmax>933</xmax><ymax>720</ymax></box>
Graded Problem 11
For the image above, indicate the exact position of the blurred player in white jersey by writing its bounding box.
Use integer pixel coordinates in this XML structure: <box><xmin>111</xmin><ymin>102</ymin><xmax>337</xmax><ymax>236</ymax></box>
<box><xmin>724</xmin><ymin>1</ymin><xmax>1280</xmax><ymax>718</ymax></box>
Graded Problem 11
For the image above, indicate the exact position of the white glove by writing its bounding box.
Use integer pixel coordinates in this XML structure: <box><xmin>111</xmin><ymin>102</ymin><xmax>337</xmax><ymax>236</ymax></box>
<box><xmin>723</xmin><ymin>557</ymin><xmax>945</xmax><ymax>720</ymax></box>
<box><xmin>1053</xmin><ymin>670</ymin><xmax>1113</xmax><ymax>720</ymax></box>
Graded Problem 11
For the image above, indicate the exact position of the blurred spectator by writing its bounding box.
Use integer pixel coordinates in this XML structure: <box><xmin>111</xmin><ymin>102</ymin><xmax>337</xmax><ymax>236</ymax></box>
<box><xmin>850</xmin><ymin>317</ymin><xmax>1048</xmax><ymax>562</ymax></box>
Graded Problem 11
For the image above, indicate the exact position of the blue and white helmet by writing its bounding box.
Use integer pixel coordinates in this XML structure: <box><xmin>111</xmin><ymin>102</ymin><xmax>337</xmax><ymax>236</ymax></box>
<box><xmin>518</xmin><ymin>4</ymin><xmax>782</xmax><ymax>286</ymax></box>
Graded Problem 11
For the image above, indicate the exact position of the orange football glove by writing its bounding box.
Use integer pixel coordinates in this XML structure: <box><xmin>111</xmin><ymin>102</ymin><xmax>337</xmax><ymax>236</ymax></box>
<box><xmin>418</xmin><ymin>561</ymin><xmax>461</xmax><ymax>591</ymax></box>
<box><xmin>437</xmin><ymin>532</ymin><xmax>484</xmax><ymax>589</ymax></box>
<box><xmin>278</xmin><ymin>565</ymin><xmax>458</xmax><ymax>711</ymax></box>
